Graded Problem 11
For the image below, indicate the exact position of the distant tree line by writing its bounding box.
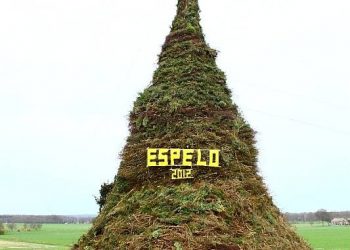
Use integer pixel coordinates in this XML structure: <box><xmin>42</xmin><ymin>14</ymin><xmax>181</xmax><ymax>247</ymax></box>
<box><xmin>20</xmin><ymin>223</ymin><xmax>43</xmax><ymax>231</ymax></box>
<box><xmin>284</xmin><ymin>210</ymin><xmax>350</xmax><ymax>223</ymax></box>
<box><xmin>0</xmin><ymin>222</ymin><xmax>43</xmax><ymax>234</ymax></box>
<box><xmin>0</xmin><ymin>215</ymin><xmax>95</xmax><ymax>224</ymax></box>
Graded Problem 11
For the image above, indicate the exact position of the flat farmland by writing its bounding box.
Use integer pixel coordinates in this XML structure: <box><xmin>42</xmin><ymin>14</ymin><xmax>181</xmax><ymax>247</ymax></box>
<box><xmin>295</xmin><ymin>223</ymin><xmax>350</xmax><ymax>250</ymax></box>
<box><xmin>0</xmin><ymin>224</ymin><xmax>91</xmax><ymax>249</ymax></box>
<box><xmin>1</xmin><ymin>223</ymin><xmax>350</xmax><ymax>249</ymax></box>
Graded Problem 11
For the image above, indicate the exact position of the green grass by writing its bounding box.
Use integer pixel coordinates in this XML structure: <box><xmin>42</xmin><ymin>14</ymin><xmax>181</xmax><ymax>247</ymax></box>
<box><xmin>0</xmin><ymin>224</ymin><xmax>91</xmax><ymax>249</ymax></box>
<box><xmin>294</xmin><ymin>223</ymin><xmax>350</xmax><ymax>250</ymax></box>
<box><xmin>1</xmin><ymin>222</ymin><xmax>350</xmax><ymax>249</ymax></box>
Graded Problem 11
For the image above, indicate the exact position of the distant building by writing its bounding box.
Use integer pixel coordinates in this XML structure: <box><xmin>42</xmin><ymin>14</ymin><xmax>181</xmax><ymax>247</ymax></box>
<box><xmin>331</xmin><ymin>218</ymin><xmax>349</xmax><ymax>225</ymax></box>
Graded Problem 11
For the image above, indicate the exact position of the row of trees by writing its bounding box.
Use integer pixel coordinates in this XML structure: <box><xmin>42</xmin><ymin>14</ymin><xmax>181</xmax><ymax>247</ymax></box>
<box><xmin>285</xmin><ymin>209</ymin><xmax>350</xmax><ymax>224</ymax></box>
<box><xmin>0</xmin><ymin>215</ymin><xmax>94</xmax><ymax>224</ymax></box>
<box><xmin>20</xmin><ymin>223</ymin><xmax>43</xmax><ymax>231</ymax></box>
<box><xmin>0</xmin><ymin>222</ymin><xmax>43</xmax><ymax>234</ymax></box>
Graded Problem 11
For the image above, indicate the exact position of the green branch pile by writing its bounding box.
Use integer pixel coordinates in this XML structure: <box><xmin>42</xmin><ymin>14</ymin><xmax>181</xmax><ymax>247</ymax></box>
<box><xmin>74</xmin><ymin>0</ymin><xmax>310</xmax><ymax>249</ymax></box>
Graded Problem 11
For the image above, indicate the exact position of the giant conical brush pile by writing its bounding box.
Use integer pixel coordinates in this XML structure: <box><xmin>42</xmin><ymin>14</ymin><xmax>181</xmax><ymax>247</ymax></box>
<box><xmin>75</xmin><ymin>0</ymin><xmax>310</xmax><ymax>249</ymax></box>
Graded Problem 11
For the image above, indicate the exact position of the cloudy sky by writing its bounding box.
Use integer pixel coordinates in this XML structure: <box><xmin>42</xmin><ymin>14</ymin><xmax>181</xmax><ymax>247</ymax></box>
<box><xmin>0</xmin><ymin>0</ymin><xmax>349</xmax><ymax>215</ymax></box>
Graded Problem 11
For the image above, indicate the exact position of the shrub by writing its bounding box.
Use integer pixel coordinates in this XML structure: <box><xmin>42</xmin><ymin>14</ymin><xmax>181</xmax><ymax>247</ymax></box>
<box><xmin>0</xmin><ymin>222</ymin><xmax>5</xmax><ymax>235</ymax></box>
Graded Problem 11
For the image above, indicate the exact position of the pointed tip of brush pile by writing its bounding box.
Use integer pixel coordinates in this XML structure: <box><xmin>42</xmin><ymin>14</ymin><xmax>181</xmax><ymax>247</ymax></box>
<box><xmin>164</xmin><ymin>0</ymin><xmax>205</xmax><ymax>47</ymax></box>
<box><xmin>171</xmin><ymin>0</ymin><xmax>202</xmax><ymax>32</ymax></box>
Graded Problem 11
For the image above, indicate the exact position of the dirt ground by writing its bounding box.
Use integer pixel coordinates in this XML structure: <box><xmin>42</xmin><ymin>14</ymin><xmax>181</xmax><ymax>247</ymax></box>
<box><xmin>0</xmin><ymin>240</ymin><xmax>59</xmax><ymax>249</ymax></box>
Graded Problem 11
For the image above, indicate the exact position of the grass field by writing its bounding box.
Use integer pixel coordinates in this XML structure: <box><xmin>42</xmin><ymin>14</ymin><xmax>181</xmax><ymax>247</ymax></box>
<box><xmin>294</xmin><ymin>223</ymin><xmax>350</xmax><ymax>250</ymax></box>
<box><xmin>0</xmin><ymin>224</ymin><xmax>91</xmax><ymax>249</ymax></box>
<box><xmin>0</xmin><ymin>223</ymin><xmax>349</xmax><ymax>249</ymax></box>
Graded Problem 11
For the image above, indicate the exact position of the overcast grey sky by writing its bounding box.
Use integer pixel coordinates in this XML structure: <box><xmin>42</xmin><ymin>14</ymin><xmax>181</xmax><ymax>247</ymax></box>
<box><xmin>0</xmin><ymin>0</ymin><xmax>349</xmax><ymax>215</ymax></box>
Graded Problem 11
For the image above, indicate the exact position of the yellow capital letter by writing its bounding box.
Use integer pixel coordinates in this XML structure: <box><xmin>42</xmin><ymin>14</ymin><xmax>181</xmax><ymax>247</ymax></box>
<box><xmin>170</xmin><ymin>149</ymin><xmax>181</xmax><ymax>166</ymax></box>
<box><xmin>147</xmin><ymin>148</ymin><xmax>158</xmax><ymax>167</ymax></box>
<box><xmin>209</xmin><ymin>150</ymin><xmax>220</xmax><ymax>167</ymax></box>
<box><xmin>182</xmin><ymin>149</ymin><xmax>194</xmax><ymax>166</ymax></box>
<box><xmin>158</xmin><ymin>148</ymin><xmax>169</xmax><ymax>166</ymax></box>
<box><xmin>196</xmin><ymin>149</ymin><xmax>207</xmax><ymax>166</ymax></box>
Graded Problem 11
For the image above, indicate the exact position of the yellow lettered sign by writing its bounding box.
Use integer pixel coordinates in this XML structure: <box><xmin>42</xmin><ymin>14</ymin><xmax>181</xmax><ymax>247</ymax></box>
<box><xmin>147</xmin><ymin>148</ymin><xmax>221</xmax><ymax>179</ymax></box>
<box><xmin>147</xmin><ymin>148</ymin><xmax>221</xmax><ymax>168</ymax></box>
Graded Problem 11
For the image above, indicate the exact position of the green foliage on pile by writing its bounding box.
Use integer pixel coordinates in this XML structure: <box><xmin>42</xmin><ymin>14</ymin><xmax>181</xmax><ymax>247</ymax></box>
<box><xmin>75</xmin><ymin>0</ymin><xmax>310</xmax><ymax>249</ymax></box>
<box><xmin>117</xmin><ymin>0</ymin><xmax>257</xmax><ymax>186</ymax></box>
<box><xmin>77</xmin><ymin>180</ymin><xmax>308</xmax><ymax>249</ymax></box>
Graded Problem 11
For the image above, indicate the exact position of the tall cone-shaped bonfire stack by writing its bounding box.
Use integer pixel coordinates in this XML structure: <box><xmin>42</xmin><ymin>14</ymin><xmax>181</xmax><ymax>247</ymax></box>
<box><xmin>75</xmin><ymin>0</ymin><xmax>310</xmax><ymax>249</ymax></box>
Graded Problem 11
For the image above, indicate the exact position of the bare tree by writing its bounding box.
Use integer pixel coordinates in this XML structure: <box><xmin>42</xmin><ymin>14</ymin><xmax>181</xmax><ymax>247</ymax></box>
<box><xmin>22</xmin><ymin>223</ymin><xmax>28</xmax><ymax>231</ymax></box>
<box><xmin>315</xmin><ymin>209</ymin><xmax>331</xmax><ymax>226</ymax></box>
<box><xmin>0</xmin><ymin>222</ymin><xmax>5</xmax><ymax>235</ymax></box>
<box><xmin>7</xmin><ymin>223</ymin><xmax>17</xmax><ymax>231</ymax></box>
<box><xmin>30</xmin><ymin>224</ymin><xmax>43</xmax><ymax>230</ymax></box>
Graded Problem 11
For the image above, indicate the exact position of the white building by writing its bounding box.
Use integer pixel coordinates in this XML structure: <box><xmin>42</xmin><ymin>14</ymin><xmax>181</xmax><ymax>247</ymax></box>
<box><xmin>331</xmin><ymin>218</ymin><xmax>349</xmax><ymax>225</ymax></box>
